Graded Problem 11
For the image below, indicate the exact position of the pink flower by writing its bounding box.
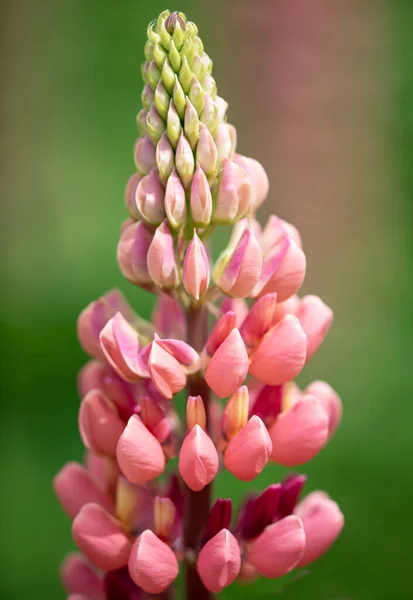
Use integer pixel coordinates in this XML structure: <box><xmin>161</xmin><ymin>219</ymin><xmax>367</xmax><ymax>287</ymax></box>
<box><xmin>147</xmin><ymin>221</ymin><xmax>180</xmax><ymax>288</ymax></box>
<box><xmin>78</xmin><ymin>390</ymin><xmax>125</xmax><ymax>457</ymax></box>
<box><xmin>179</xmin><ymin>424</ymin><xmax>219</xmax><ymax>491</ymax></box>
<box><xmin>213</xmin><ymin>159</ymin><xmax>251</xmax><ymax>223</ymax></box>
<box><xmin>117</xmin><ymin>220</ymin><xmax>154</xmax><ymax>286</ymax></box>
<box><xmin>99</xmin><ymin>313</ymin><xmax>141</xmax><ymax>382</ymax></box>
<box><xmin>197</xmin><ymin>529</ymin><xmax>241</xmax><ymax>592</ymax></box>
<box><xmin>190</xmin><ymin>163</ymin><xmax>213</xmax><ymax>227</ymax></box>
<box><xmin>294</xmin><ymin>295</ymin><xmax>333</xmax><ymax>360</ymax></box>
<box><xmin>60</xmin><ymin>553</ymin><xmax>104</xmax><ymax>600</ymax></box>
<box><xmin>128</xmin><ymin>530</ymin><xmax>179</xmax><ymax>593</ymax></box>
<box><xmin>205</xmin><ymin>328</ymin><xmax>249</xmax><ymax>398</ymax></box>
<box><xmin>224</xmin><ymin>416</ymin><xmax>272</xmax><ymax>481</ymax></box>
<box><xmin>183</xmin><ymin>232</ymin><xmax>210</xmax><ymax>300</ymax></box>
<box><xmin>305</xmin><ymin>380</ymin><xmax>342</xmax><ymax>438</ymax></box>
<box><xmin>233</xmin><ymin>153</ymin><xmax>269</xmax><ymax>211</ymax></box>
<box><xmin>214</xmin><ymin>229</ymin><xmax>262</xmax><ymax>298</ymax></box>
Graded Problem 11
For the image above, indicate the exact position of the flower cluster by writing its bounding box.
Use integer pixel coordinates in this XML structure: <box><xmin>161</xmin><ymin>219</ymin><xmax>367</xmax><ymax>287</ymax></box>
<box><xmin>54</xmin><ymin>10</ymin><xmax>344</xmax><ymax>599</ymax></box>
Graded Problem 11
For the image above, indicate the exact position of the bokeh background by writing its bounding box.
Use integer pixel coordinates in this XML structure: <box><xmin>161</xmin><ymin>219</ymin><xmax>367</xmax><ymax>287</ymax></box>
<box><xmin>1</xmin><ymin>1</ymin><xmax>412</xmax><ymax>598</ymax></box>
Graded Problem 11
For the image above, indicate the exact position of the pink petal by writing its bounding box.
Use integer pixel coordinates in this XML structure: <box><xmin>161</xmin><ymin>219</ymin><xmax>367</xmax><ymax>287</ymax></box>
<box><xmin>294</xmin><ymin>492</ymin><xmax>344</xmax><ymax>567</ymax></box>
<box><xmin>204</xmin><ymin>312</ymin><xmax>237</xmax><ymax>359</ymax></box>
<box><xmin>152</xmin><ymin>295</ymin><xmax>186</xmax><ymax>340</ymax></box>
<box><xmin>224</xmin><ymin>416</ymin><xmax>272</xmax><ymax>481</ymax></box>
<box><xmin>197</xmin><ymin>529</ymin><xmax>241</xmax><ymax>593</ymax></box>
<box><xmin>190</xmin><ymin>163</ymin><xmax>213</xmax><ymax>227</ymax></box>
<box><xmin>117</xmin><ymin>220</ymin><xmax>153</xmax><ymax>285</ymax></box>
<box><xmin>155</xmin><ymin>336</ymin><xmax>199</xmax><ymax>370</ymax></box>
<box><xmin>77</xmin><ymin>299</ymin><xmax>115</xmax><ymax>360</ymax></box>
<box><xmin>217</xmin><ymin>229</ymin><xmax>263</xmax><ymax>298</ymax></box>
<box><xmin>147</xmin><ymin>221</ymin><xmax>179</xmax><ymax>288</ymax></box>
<box><xmin>124</xmin><ymin>172</ymin><xmax>142</xmax><ymax>220</ymax></box>
<box><xmin>240</xmin><ymin>293</ymin><xmax>278</xmax><ymax>349</ymax></box>
<box><xmin>205</xmin><ymin>328</ymin><xmax>249</xmax><ymax>398</ymax></box>
<box><xmin>99</xmin><ymin>313</ymin><xmax>141</xmax><ymax>382</ymax></box>
<box><xmin>116</xmin><ymin>415</ymin><xmax>165</xmax><ymax>484</ymax></box>
<box><xmin>305</xmin><ymin>380</ymin><xmax>342</xmax><ymax>438</ymax></box>
<box><xmin>259</xmin><ymin>239</ymin><xmax>306</xmax><ymax>302</ymax></box>
<box><xmin>221</xmin><ymin>298</ymin><xmax>249</xmax><ymax>328</ymax></box>
<box><xmin>128</xmin><ymin>530</ymin><xmax>179</xmax><ymax>594</ymax></box>
<box><xmin>148</xmin><ymin>340</ymin><xmax>187</xmax><ymax>399</ymax></box>
<box><xmin>183</xmin><ymin>232</ymin><xmax>210</xmax><ymax>300</ymax></box>
<box><xmin>61</xmin><ymin>553</ymin><xmax>104</xmax><ymax>600</ymax></box>
<box><xmin>53</xmin><ymin>462</ymin><xmax>114</xmax><ymax>519</ymax></box>
<box><xmin>269</xmin><ymin>394</ymin><xmax>329</xmax><ymax>466</ymax></box>
<box><xmin>246</xmin><ymin>515</ymin><xmax>305</xmax><ymax>578</ymax></box>
<box><xmin>249</xmin><ymin>315</ymin><xmax>307</xmax><ymax>386</ymax></box>
<box><xmin>79</xmin><ymin>390</ymin><xmax>125</xmax><ymax>457</ymax></box>
<box><xmin>179</xmin><ymin>425</ymin><xmax>219</xmax><ymax>491</ymax></box>
<box><xmin>233</xmin><ymin>153</ymin><xmax>269</xmax><ymax>211</ymax></box>
<box><xmin>165</xmin><ymin>168</ymin><xmax>187</xmax><ymax>229</ymax></box>
<box><xmin>295</xmin><ymin>295</ymin><xmax>333</xmax><ymax>360</ymax></box>
<box><xmin>72</xmin><ymin>503</ymin><xmax>131</xmax><ymax>571</ymax></box>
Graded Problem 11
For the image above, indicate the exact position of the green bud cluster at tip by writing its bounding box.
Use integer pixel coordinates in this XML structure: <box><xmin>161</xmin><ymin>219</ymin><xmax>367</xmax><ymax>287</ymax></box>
<box><xmin>136</xmin><ymin>10</ymin><xmax>226</xmax><ymax>179</ymax></box>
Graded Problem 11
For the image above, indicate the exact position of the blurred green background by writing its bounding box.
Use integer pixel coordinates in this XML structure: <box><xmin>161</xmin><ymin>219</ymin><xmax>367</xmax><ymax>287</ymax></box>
<box><xmin>1</xmin><ymin>1</ymin><xmax>412</xmax><ymax>598</ymax></box>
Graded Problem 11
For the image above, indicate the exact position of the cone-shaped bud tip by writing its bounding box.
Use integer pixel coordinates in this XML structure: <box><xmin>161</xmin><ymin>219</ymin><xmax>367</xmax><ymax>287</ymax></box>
<box><xmin>128</xmin><ymin>529</ymin><xmax>179</xmax><ymax>593</ymax></box>
<box><xmin>179</xmin><ymin>424</ymin><xmax>219</xmax><ymax>491</ymax></box>
<box><xmin>197</xmin><ymin>529</ymin><xmax>241</xmax><ymax>593</ymax></box>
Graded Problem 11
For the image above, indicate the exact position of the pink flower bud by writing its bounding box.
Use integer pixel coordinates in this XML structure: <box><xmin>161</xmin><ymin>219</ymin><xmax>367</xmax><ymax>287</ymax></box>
<box><xmin>215</xmin><ymin>123</ymin><xmax>237</xmax><ymax>162</ymax></box>
<box><xmin>72</xmin><ymin>503</ymin><xmax>131</xmax><ymax>571</ymax></box>
<box><xmin>124</xmin><ymin>173</ymin><xmax>142</xmax><ymax>221</ymax></box>
<box><xmin>234</xmin><ymin>153</ymin><xmax>269</xmax><ymax>211</ymax></box>
<box><xmin>240</xmin><ymin>292</ymin><xmax>278</xmax><ymax>349</ymax></box>
<box><xmin>197</xmin><ymin>529</ymin><xmax>241</xmax><ymax>593</ymax></box>
<box><xmin>246</xmin><ymin>515</ymin><xmax>305</xmax><ymax>578</ymax></box>
<box><xmin>179</xmin><ymin>424</ymin><xmax>219</xmax><ymax>491</ymax></box>
<box><xmin>213</xmin><ymin>159</ymin><xmax>251</xmax><ymax>223</ymax></box>
<box><xmin>204</xmin><ymin>311</ymin><xmax>237</xmax><ymax>359</ymax></box>
<box><xmin>294</xmin><ymin>492</ymin><xmax>344</xmax><ymax>567</ymax></box>
<box><xmin>215</xmin><ymin>95</ymin><xmax>228</xmax><ymax>121</ymax></box>
<box><xmin>305</xmin><ymin>381</ymin><xmax>342</xmax><ymax>439</ymax></box>
<box><xmin>251</xmin><ymin>224</ymin><xmax>290</xmax><ymax>298</ymax></box>
<box><xmin>116</xmin><ymin>415</ymin><xmax>165</xmax><ymax>484</ymax></box>
<box><xmin>134</xmin><ymin>135</ymin><xmax>156</xmax><ymax>175</ymax></box>
<box><xmin>99</xmin><ymin>313</ymin><xmax>141</xmax><ymax>382</ymax></box>
<box><xmin>78</xmin><ymin>390</ymin><xmax>125</xmax><ymax>457</ymax></box>
<box><xmin>147</xmin><ymin>339</ymin><xmax>187</xmax><ymax>399</ymax></box>
<box><xmin>139</xmin><ymin>395</ymin><xmax>171</xmax><ymax>444</ymax></box>
<box><xmin>269</xmin><ymin>394</ymin><xmax>329</xmax><ymax>466</ymax></box>
<box><xmin>156</xmin><ymin>133</ymin><xmax>174</xmax><ymax>182</ymax></box>
<box><xmin>196</xmin><ymin>124</ymin><xmax>218</xmax><ymax>179</ymax></box>
<box><xmin>135</xmin><ymin>168</ymin><xmax>165</xmax><ymax>225</ymax></box>
<box><xmin>221</xmin><ymin>298</ymin><xmax>249</xmax><ymax>328</ymax></box>
<box><xmin>249</xmin><ymin>315</ymin><xmax>307</xmax><ymax>386</ymax></box>
<box><xmin>205</xmin><ymin>328</ymin><xmax>249</xmax><ymax>398</ymax></box>
<box><xmin>117</xmin><ymin>221</ymin><xmax>153</xmax><ymax>285</ymax></box>
<box><xmin>147</xmin><ymin>221</ymin><xmax>180</xmax><ymax>288</ymax></box>
<box><xmin>224</xmin><ymin>416</ymin><xmax>272</xmax><ymax>481</ymax></box>
<box><xmin>221</xmin><ymin>385</ymin><xmax>249</xmax><ymax>440</ymax></box>
<box><xmin>164</xmin><ymin>168</ymin><xmax>187</xmax><ymax>230</ymax></box>
<box><xmin>53</xmin><ymin>462</ymin><xmax>114</xmax><ymax>519</ymax></box>
<box><xmin>183</xmin><ymin>232</ymin><xmax>210</xmax><ymax>300</ymax></box>
<box><xmin>294</xmin><ymin>295</ymin><xmax>333</xmax><ymax>360</ymax></box>
<box><xmin>128</xmin><ymin>530</ymin><xmax>179</xmax><ymax>594</ymax></box>
<box><xmin>214</xmin><ymin>229</ymin><xmax>262</xmax><ymax>298</ymax></box>
<box><xmin>154</xmin><ymin>496</ymin><xmax>176</xmax><ymax>543</ymax></box>
<box><xmin>60</xmin><ymin>553</ymin><xmax>104</xmax><ymax>600</ymax></box>
<box><xmin>259</xmin><ymin>237</ymin><xmax>306</xmax><ymax>302</ymax></box>
<box><xmin>152</xmin><ymin>295</ymin><xmax>186</xmax><ymax>340</ymax></box>
<box><xmin>190</xmin><ymin>163</ymin><xmax>212</xmax><ymax>227</ymax></box>
<box><xmin>85</xmin><ymin>452</ymin><xmax>118</xmax><ymax>496</ymax></box>
<box><xmin>186</xmin><ymin>395</ymin><xmax>207</xmax><ymax>430</ymax></box>
<box><xmin>176</xmin><ymin>133</ymin><xmax>195</xmax><ymax>188</ymax></box>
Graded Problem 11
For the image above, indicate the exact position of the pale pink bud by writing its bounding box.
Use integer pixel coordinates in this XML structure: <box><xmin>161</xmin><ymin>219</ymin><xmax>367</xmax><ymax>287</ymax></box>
<box><xmin>179</xmin><ymin>424</ymin><xmax>219</xmax><ymax>491</ymax></box>
<box><xmin>183</xmin><ymin>232</ymin><xmax>210</xmax><ymax>300</ymax></box>
<box><xmin>117</xmin><ymin>220</ymin><xmax>153</xmax><ymax>285</ymax></box>
<box><xmin>135</xmin><ymin>168</ymin><xmax>165</xmax><ymax>225</ymax></box>
<box><xmin>246</xmin><ymin>515</ymin><xmax>305</xmax><ymax>578</ymax></box>
<box><xmin>224</xmin><ymin>416</ymin><xmax>272</xmax><ymax>481</ymax></box>
<box><xmin>229</xmin><ymin>216</ymin><xmax>262</xmax><ymax>247</ymax></box>
<box><xmin>294</xmin><ymin>492</ymin><xmax>344</xmax><ymax>567</ymax></box>
<box><xmin>269</xmin><ymin>394</ymin><xmax>329</xmax><ymax>466</ymax></box>
<box><xmin>152</xmin><ymin>295</ymin><xmax>186</xmax><ymax>340</ymax></box>
<box><xmin>164</xmin><ymin>168</ymin><xmax>187</xmax><ymax>230</ymax></box>
<box><xmin>197</xmin><ymin>529</ymin><xmax>241</xmax><ymax>593</ymax></box>
<box><xmin>128</xmin><ymin>530</ymin><xmax>179</xmax><ymax>594</ymax></box>
<box><xmin>281</xmin><ymin>219</ymin><xmax>302</xmax><ymax>248</ymax></box>
<box><xmin>213</xmin><ymin>159</ymin><xmax>251</xmax><ymax>223</ymax></box>
<box><xmin>99</xmin><ymin>313</ymin><xmax>140</xmax><ymax>381</ymax></box>
<box><xmin>186</xmin><ymin>395</ymin><xmax>207</xmax><ymax>430</ymax></box>
<box><xmin>251</xmin><ymin>223</ymin><xmax>290</xmax><ymax>297</ymax></box>
<box><xmin>249</xmin><ymin>315</ymin><xmax>307</xmax><ymax>386</ymax></box>
<box><xmin>78</xmin><ymin>390</ymin><xmax>125</xmax><ymax>457</ymax></box>
<box><xmin>305</xmin><ymin>381</ymin><xmax>342</xmax><ymax>439</ymax></box>
<box><xmin>190</xmin><ymin>163</ymin><xmax>212</xmax><ymax>227</ymax></box>
<box><xmin>259</xmin><ymin>239</ymin><xmax>307</xmax><ymax>302</ymax></box>
<box><xmin>204</xmin><ymin>311</ymin><xmax>237</xmax><ymax>358</ymax></box>
<box><xmin>147</xmin><ymin>221</ymin><xmax>180</xmax><ymax>288</ymax></box>
<box><xmin>214</xmin><ymin>229</ymin><xmax>262</xmax><ymax>298</ymax></box>
<box><xmin>156</xmin><ymin>133</ymin><xmax>174</xmax><ymax>182</ymax></box>
<box><xmin>240</xmin><ymin>292</ymin><xmax>278</xmax><ymax>350</ymax></box>
<box><xmin>72</xmin><ymin>503</ymin><xmax>131</xmax><ymax>571</ymax></box>
<box><xmin>221</xmin><ymin>385</ymin><xmax>249</xmax><ymax>440</ymax></box>
<box><xmin>215</xmin><ymin>123</ymin><xmax>237</xmax><ymax>162</ymax></box>
<box><xmin>221</xmin><ymin>298</ymin><xmax>249</xmax><ymax>328</ymax></box>
<box><xmin>175</xmin><ymin>133</ymin><xmax>195</xmax><ymax>188</ymax></box>
<box><xmin>234</xmin><ymin>153</ymin><xmax>269</xmax><ymax>211</ymax></box>
<box><xmin>147</xmin><ymin>339</ymin><xmax>187</xmax><ymax>399</ymax></box>
<box><xmin>205</xmin><ymin>328</ymin><xmax>249</xmax><ymax>398</ymax></box>
<box><xmin>154</xmin><ymin>496</ymin><xmax>177</xmax><ymax>543</ymax></box>
<box><xmin>124</xmin><ymin>173</ymin><xmax>142</xmax><ymax>221</ymax></box>
<box><xmin>53</xmin><ymin>462</ymin><xmax>114</xmax><ymax>519</ymax></box>
<box><xmin>294</xmin><ymin>295</ymin><xmax>333</xmax><ymax>360</ymax></box>
<box><xmin>139</xmin><ymin>395</ymin><xmax>171</xmax><ymax>444</ymax></box>
<box><xmin>215</xmin><ymin>96</ymin><xmax>228</xmax><ymax>121</ymax></box>
<box><xmin>116</xmin><ymin>415</ymin><xmax>165</xmax><ymax>484</ymax></box>
<box><xmin>196</xmin><ymin>123</ymin><xmax>218</xmax><ymax>179</ymax></box>
<box><xmin>134</xmin><ymin>135</ymin><xmax>156</xmax><ymax>175</ymax></box>
<box><xmin>61</xmin><ymin>553</ymin><xmax>104</xmax><ymax>600</ymax></box>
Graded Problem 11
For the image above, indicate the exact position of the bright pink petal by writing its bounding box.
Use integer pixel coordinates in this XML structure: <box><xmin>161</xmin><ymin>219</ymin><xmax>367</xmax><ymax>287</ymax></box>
<box><xmin>217</xmin><ymin>229</ymin><xmax>263</xmax><ymax>298</ymax></box>
<box><xmin>269</xmin><ymin>394</ymin><xmax>329</xmax><ymax>466</ymax></box>
<box><xmin>204</xmin><ymin>312</ymin><xmax>237</xmax><ymax>358</ymax></box>
<box><xmin>224</xmin><ymin>416</ymin><xmax>272</xmax><ymax>481</ymax></box>
<box><xmin>128</xmin><ymin>530</ymin><xmax>179</xmax><ymax>594</ymax></box>
<box><xmin>179</xmin><ymin>425</ymin><xmax>219</xmax><ymax>491</ymax></box>
<box><xmin>148</xmin><ymin>340</ymin><xmax>187</xmax><ymax>399</ymax></box>
<box><xmin>183</xmin><ymin>232</ymin><xmax>210</xmax><ymax>300</ymax></box>
<box><xmin>259</xmin><ymin>239</ymin><xmax>306</xmax><ymax>302</ymax></box>
<box><xmin>197</xmin><ymin>529</ymin><xmax>241</xmax><ymax>593</ymax></box>
<box><xmin>79</xmin><ymin>390</ymin><xmax>125</xmax><ymax>456</ymax></box>
<box><xmin>99</xmin><ymin>313</ymin><xmax>141</xmax><ymax>382</ymax></box>
<box><xmin>205</xmin><ymin>328</ymin><xmax>249</xmax><ymax>398</ymax></box>
<box><xmin>295</xmin><ymin>295</ymin><xmax>333</xmax><ymax>360</ymax></box>
<box><xmin>60</xmin><ymin>553</ymin><xmax>104</xmax><ymax>600</ymax></box>
<box><xmin>240</xmin><ymin>293</ymin><xmax>278</xmax><ymax>349</ymax></box>
<box><xmin>305</xmin><ymin>380</ymin><xmax>342</xmax><ymax>438</ymax></box>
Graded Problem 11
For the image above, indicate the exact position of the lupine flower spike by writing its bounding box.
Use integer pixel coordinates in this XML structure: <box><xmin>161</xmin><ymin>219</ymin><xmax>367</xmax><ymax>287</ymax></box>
<box><xmin>55</xmin><ymin>10</ymin><xmax>344</xmax><ymax>600</ymax></box>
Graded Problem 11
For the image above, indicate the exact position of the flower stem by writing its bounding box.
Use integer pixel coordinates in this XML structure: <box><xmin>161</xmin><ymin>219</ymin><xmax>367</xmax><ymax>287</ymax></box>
<box><xmin>184</xmin><ymin>304</ymin><xmax>213</xmax><ymax>600</ymax></box>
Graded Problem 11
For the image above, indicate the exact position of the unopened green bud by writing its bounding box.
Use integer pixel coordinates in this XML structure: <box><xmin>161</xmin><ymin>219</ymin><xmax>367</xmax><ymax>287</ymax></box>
<box><xmin>147</xmin><ymin>60</ymin><xmax>161</xmax><ymax>90</ymax></box>
<box><xmin>136</xmin><ymin>109</ymin><xmax>147</xmax><ymax>135</ymax></box>
<box><xmin>172</xmin><ymin>22</ymin><xmax>185</xmax><ymax>50</ymax></box>
<box><xmin>201</xmin><ymin>95</ymin><xmax>219</xmax><ymax>138</ymax></box>
<box><xmin>153</xmin><ymin>43</ymin><xmax>167</xmax><ymax>70</ymax></box>
<box><xmin>173</xmin><ymin>77</ymin><xmax>186</xmax><ymax>120</ymax></box>
<box><xmin>189</xmin><ymin>75</ymin><xmax>205</xmax><ymax>116</ymax></box>
<box><xmin>180</xmin><ymin>38</ymin><xmax>195</xmax><ymax>67</ymax></box>
<box><xmin>144</xmin><ymin>41</ymin><xmax>154</xmax><ymax>62</ymax></box>
<box><xmin>176</xmin><ymin>133</ymin><xmax>195</xmax><ymax>188</ymax></box>
<box><xmin>147</xmin><ymin>23</ymin><xmax>160</xmax><ymax>46</ymax></box>
<box><xmin>169</xmin><ymin>40</ymin><xmax>181</xmax><ymax>73</ymax></box>
<box><xmin>155</xmin><ymin>81</ymin><xmax>169</xmax><ymax>120</ymax></box>
<box><xmin>184</xmin><ymin>99</ymin><xmax>200</xmax><ymax>150</ymax></box>
<box><xmin>161</xmin><ymin>59</ymin><xmax>175</xmax><ymax>94</ymax></box>
<box><xmin>192</xmin><ymin>54</ymin><xmax>207</xmax><ymax>83</ymax></box>
<box><xmin>166</xmin><ymin>101</ymin><xmax>182</xmax><ymax>149</ymax></box>
<box><xmin>159</xmin><ymin>19</ymin><xmax>171</xmax><ymax>51</ymax></box>
<box><xmin>156</xmin><ymin>133</ymin><xmax>174</xmax><ymax>183</ymax></box>
<box><xmin>142</xmin><ymin>84</ymin><xmax>154</xmax><ymax>111</ymax></box>
<box><xmin>203</xmin><ymin>74</ymin><xmax>217</xmax><ymax>100</ymax></box>
<box><xmin>146</xmin><ymin>105</ymin><xmax>165</xmax><ymax>144</ymax></box>
<box><xmin>178</xmin><ymin>56</ymin><xmax>192</xmax><ymax>94</ymax></box>
<box><xmin>193</xmin><ymin>36</ymin><xmax>204</xmax><ymax>55</ymax></box>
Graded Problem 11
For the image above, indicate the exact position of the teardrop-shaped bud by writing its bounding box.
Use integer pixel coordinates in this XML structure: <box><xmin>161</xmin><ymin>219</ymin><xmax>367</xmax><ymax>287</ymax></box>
<box><xmin>205</xmin><ymin>328</ymin><xmax>249</xmax><ymax>398</ymax></box>
<box><xmin>156</xmin><ymin>133</ymin><xmax>174</xmax><ymax>183</ymax></box>
<box><xmin>164</xmin><ymin>168</ymin><xmax>187</xmax><ymax>230</ymax></box>
<box><xmin>183</xmin><ymin>232</ymin><xmax>210</xmax><ymax>300</ymax></box>
<box><xmin>184</xmin><ymin>98</ymin><xmax>200</xmax><ymax>149</ymax></box>
<box><xmin>147</xmin><ymin>221</ymin><xmax>180</xmax><ymax>288</ymax></box>
<box><xmin>179</xmin><ymin>425</ymin><xmax>219</xmax><ymax>491</ymax></box>
<box><xmin>117</xmin><ymin>220</ymin><xmax>153</xmax><ymax>286</ymax></box>
<box><xmin>196</xmin><ymin>124</ymin><xmax>218</xmax><ymax>180</ymax></box>
<box><xmin>176</xmin><ymin>133</ymin><xmax>195</xmax><ymax>188</ymax></box>
<box><xmin>213</xmin><ymin>159</ymin><xmax>251</xmax><ymax>224</ymax></box>
<box><xmin>136</xmin><ymin>168</ymin><xmax>165</xmax><ymax>225</ymax></box>
<box><xmin>221</xmin><ymin>385</ymin><xmax>249</xmax><ymax>440</ymax></box>
<box><xmin>234</xmin><ymin>154</ymin><xmax>269</xmax><ymax>211</ymax></box>
<box><xmin>197</xmin><ymin>529</ymin><xmax>241</xmax><ymax>593</ymax></box>
<box><xmin>215</xmin><ymin>123</ymin><xmax>237</xmax><ymax>163</ymax></box>
<box><xmin>186</xmin><ymin>395</ymin><xmax>206</xmax><ymax>431</ymax></box>
<box><xmin>166</xmin><ymin>101</ymin><xmax>182</xmax><ymax>149</ymax></box>
<box><xmin>124</xmin><ymin>173</ymin><xmax>142</xmax><ymax>221</ymax></box>
<box><xmin>224</xmin><ymin>416</ymin><xmax>272</xmax><ymax>481</ymax></box>
<box><xmin>214</xmin><ymin>229</ymin><xmax>262</xmax><ymax>298</ymax></box>
<box><xmin>134</xmin><ymin>136</ymin><xmax>156</xmax><ymax>175</ymax></box>
<box><xmin>128</xmin><ymin>530</ymin><xmax>179</xmax><ymax>594</ymax></box>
